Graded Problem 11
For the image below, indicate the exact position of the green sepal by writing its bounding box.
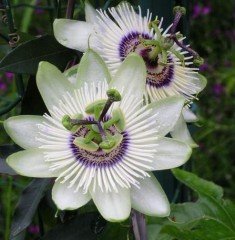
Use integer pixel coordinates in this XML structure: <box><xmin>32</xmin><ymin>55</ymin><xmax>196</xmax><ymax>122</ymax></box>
<box><xmin>112</xmin><ymin>108</ymin><xmax>126</xmax><ymax>132</ymax></box>
<box><xmin>73</xmin><ymin>137</ymin><xmax>99</xmax><ymax>152</ymax></box>
<box><xmin>101</xmin><ymin>133</ymin><xmax>123</xmax><ymax>153</ymax></box>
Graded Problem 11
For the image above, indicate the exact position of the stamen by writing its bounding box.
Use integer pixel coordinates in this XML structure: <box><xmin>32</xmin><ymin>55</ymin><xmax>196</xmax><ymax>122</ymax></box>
<box><xmin>98</xmin><ymin>89</ymin><xmax>122</xmax><ymax>121</ymax></box>
<box><xmin>169</xmin><ymin>6</ymin><xmax>204</xmax><ymax>66</ymax></box>
<box><xmin>171</xmin><ymin>6</ymin><xmax>186</xmax><ymax>35</ymax></box>
<box><xmin>62</xmin><ymin>114</ymin><xmax>97</xmax><ymax>131</ymax></box>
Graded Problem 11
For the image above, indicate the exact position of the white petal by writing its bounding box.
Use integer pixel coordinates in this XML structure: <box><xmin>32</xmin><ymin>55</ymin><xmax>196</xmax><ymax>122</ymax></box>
<box><xmin>110</xmin><ymin>53</ymin><xmax>146</xmax><ymax>101</ymax></box>
<box><xmin>194</xmin><ymin>73</ymin><xmax>207</xmax><ymax>93</ymax></box>
<box><xmin>52</xmin><ymin>181</ymin><xmax>91</xmax><ymax>210</ymax></box>
<box><xmin>90</xmin><ymin>187</ymin><xmax>131</xmax><ymax>222</ymax></box>
<box><xmin>53</xmin><ymin>19</ymin><xmax>93</xmax><ymax>51</ymax></box>
<box><xmin>85</xmin><ymin>1</ymin><xmax>97</xmax><ymax>23</ymax></box>
<box><xmin>131</xmin><ymin>173</ymin><xmax>170</xmax><ymax>217</ymax></box>
<box><xmin>171</xmin><ymin>114</ymin><xmax>198</xmax><ymax>148</ymax></box>
<box><xmin>150</xmin><ymin>137</ymin><xmax>192</xmax><ymax>170</ymax></box>
<box><xmin>63</xmin><ymin>64</ymin><xmax>79</xmax><ymax>84</ymax></box>
<box><xmin>75</xmin><ymin>49</ymin><xmax>111</xmax><ymax>88</ymax></box>
<box><xmin>4</xmin><ymin>115</ymin><xmax>43</xmax><ymax>149</ymax></box>
<box><xmin>147</xmin><ymin>96</ymin><xmax>185</xmax><ymax>137</ymax></box>
<box><xmin>182</xmin><ymin>108</ymin><xmax>198</xmax><ymax>122</ymax></box>
<box><xmin>6</xmin><ymin>148</ymin><xmax>57</xmax><ymax>177</ymax></box>
<box><xmin>36</xmin><ymin>61</ymin><xmax>73</xmax><ymax>112</ymax></box>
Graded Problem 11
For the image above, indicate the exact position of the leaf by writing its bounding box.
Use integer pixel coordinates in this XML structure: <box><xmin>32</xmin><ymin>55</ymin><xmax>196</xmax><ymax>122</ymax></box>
<box><xmin>10</xmin><ymin>179</ymin><xmax>51</xmax><ymax>239</ymax></box>
<box><xmin>147</xmin><ymin>170</ymin><xmax>235</xmax><ymax>240</ymax></box>
<box><xmin>0</xmin><ymin>145</ymin><xmax>20</xmax><ymax>175</ymax></box>
<box><xmin>21</xmin><ymin>76</ymin><xmax>47</xmax><ymax>115</ymax></box>
<box><xmin>172</xmin><ymin>168</ymin><xmax>223</xmax><ymax>200</ymax></box>
<box><xmin>0</xmin><ymin>35</ymin><xmax>76</xmax><ymax>74</ymax></box>
<box><xmin>172</xmin><ymin>169</ymin><xmax>234</xmax><ymax>229</ymax></box>
<box><xmin>0</xmin><ymin>45</ymin><xmax>10</xmax><ymax>60</ymax></box>
<box><xmin>41</xmin><ymin>212</ymin><xmax>105</xmax><ymax>240</ymax></box>
<box><xmin>161</xmin><ymin>217</ymin><xmax>235</xmax><ymax>240</ymax></box>
<box><xmin>99</xmin><ymin>222</ymin><xmax>132</xmax><ymax>240</ymax></box>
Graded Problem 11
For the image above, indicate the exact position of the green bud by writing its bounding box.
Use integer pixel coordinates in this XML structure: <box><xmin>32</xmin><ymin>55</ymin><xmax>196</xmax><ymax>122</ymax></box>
<box><xmin>107</xmin><ymin>89</ymin><xmax>122</xmax><ymax>102</ymax></box>
<box><xmin>193</xmin><ymin>56</ymin><xmax>204</xmax><ymax>66</ymax></box>
<box><xmin>73</xmin><ymin>137</ymin><xmax>99</xmax><ymax>152</ymax></box>
<box><xmin>85</xmin><ymin>99</ymin><xmax>106</xmax><ymax>114</ymax></box>
<box><xmin>62</xmin><ymin>115</ymin><xmax>73</xmax><ymax>130</ymax></box>
<box><xmin>173</xmin><ymin>6</ymin><xmax>186</xmax><ymax>15</ymax></box>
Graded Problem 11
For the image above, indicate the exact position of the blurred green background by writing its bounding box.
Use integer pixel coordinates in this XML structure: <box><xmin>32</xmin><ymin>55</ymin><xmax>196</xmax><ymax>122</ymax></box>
<box><xmin>0</xmin><ymin>0</ymin><xmax>234</xmax><ymax>239</ymax></box>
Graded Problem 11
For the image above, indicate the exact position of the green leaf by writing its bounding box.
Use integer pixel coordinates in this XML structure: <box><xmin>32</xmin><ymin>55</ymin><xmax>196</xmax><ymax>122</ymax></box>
<box><xmin>0</xmin><ymin>145</ymin><xmax>19</xmax><ymax>175</ymax></box>
<box><xmin>161</xmin><ymin>217</ymin><xmax>235</xmax><ymax>240</ymax></box>
<box><xmin>172</xmin><ymin>169</ymin><xmax>234</xmax><ymax>229</ymax></box>
<box><xmin>147</xmin><ymin>170</ymin><xmax>235</xmax><ymax>239</ymax></box>
<box><xmin>0</xmin><ymin>45</ymin><xmax>10</xmax><ymax>60</ymax></box>
<box><xmin>41</xmin><ymin>212</ymin><xmax>105</xmax><ymax>240</ymax></box>
<box><xmin>172</xmin><ymin>168</ymin><xmax>223</xmax><ymax>200</ymax></box>
<box><xmin>10</xmin><ymin>179</ymin><xmax>50</xmax><ymax>239</ymax></box>
<box><xmin>0</xmin><ymin>35</ymin><xmax>76</xmax><ymax>74</ymax></box>
<box><xmin>99</xmin><ymin>221</ymin><xmax>133</xmax><ymax>240</ymax></box>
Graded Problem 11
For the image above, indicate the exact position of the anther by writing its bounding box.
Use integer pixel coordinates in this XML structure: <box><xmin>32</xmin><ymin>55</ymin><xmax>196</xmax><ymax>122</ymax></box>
<box><xmin>98</xmin><ymin>89</ymin><xmax>122</xmax><ymax>121</ymax></box>
<box><xmin>193</xmin><ymin>56</ymin><xmax>204</xmax><ymax>66</ymax></box>
<box><xmin>62</xmin><ymin>114</ymin><xmax>97</xmax><ymax>131</ymax></box>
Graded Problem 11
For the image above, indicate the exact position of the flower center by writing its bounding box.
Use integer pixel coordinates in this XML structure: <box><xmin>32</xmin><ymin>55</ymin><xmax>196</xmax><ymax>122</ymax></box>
<box><xmin>119</xmin><ymin>31</ymin><xmax>175</xmax><ymax>88</ymax></box>
<box><xmin>69</xmin><ymin>117</ymin><xmax>129</xmax><ymax>167</ymax></box>
<box><xmin>62</xmin><ymin>89</ymin><xmax>127</xmax><ymax>163</ymax></box>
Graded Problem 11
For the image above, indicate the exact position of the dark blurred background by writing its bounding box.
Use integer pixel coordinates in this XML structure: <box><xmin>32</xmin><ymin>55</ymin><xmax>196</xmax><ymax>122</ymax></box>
<box><xmin>0</xmin><ymin>0</ymin><xmax>234</xmax><ymax>239</ymax></box>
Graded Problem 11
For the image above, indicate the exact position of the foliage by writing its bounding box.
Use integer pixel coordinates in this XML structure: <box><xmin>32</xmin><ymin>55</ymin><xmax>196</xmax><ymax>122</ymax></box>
<box><xmin>147</xmin><ymin>169</ymin><xmax>235</xmax><ymax>240</ymax></box>
<box><xmin>190</xmin><ymin>0</ymin><xmax>235</xmax><ymax>200</ymax></box>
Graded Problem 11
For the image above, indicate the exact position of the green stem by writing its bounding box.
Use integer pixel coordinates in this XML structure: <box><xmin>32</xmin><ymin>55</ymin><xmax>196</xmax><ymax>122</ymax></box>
<box><xmin>20</xmin><ymin>0</ymin><xmax>37</xmax><ymax>33</ymax></box>
<box><xmin>4</xmin><ymin>176</ymin><xmax>13</xmax><ymax>240</ymax></box>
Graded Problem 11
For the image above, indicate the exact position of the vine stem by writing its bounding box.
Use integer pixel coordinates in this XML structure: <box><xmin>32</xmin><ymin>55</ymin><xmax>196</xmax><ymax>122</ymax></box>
<box><xmin>66</xmin><ymin>0</ymin><xmax>75</xmax><ymax>19</ymax></box>
<box><xmin>131</xmin><ymin>210</ymin><xmax>147</xmax><ymax>240</ymax></box>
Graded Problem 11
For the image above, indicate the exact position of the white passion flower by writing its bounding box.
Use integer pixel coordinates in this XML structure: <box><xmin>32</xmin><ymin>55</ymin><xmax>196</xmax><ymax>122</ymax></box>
<box><xmin>53</xmin><ymin>2</ymin><xmax>207</xmax><ymax>147</ymax></box>
<box><xmin>4</xmin><ymin>50</ymin><xmax>191</xmax><ymax>222</ymax></box>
